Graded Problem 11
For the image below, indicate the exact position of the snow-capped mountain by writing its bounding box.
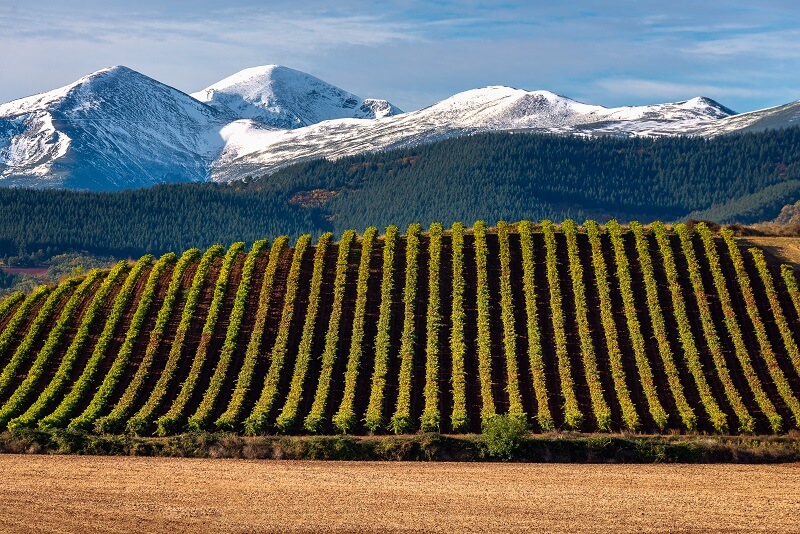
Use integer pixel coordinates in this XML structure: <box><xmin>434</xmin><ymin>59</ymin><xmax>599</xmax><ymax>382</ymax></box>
<box><xmin>191</xmin><ymin>65</ymin><xmax>401</xmax><ymax>128</ymax></box>
<box><xmin>0</xmin><ymin>66</ymin><xmax>226</xmax><ymax>190</ymax></box>
<box><xmin>210</xmin><ymin>86</ymin><xmax>739</xmax><ymax>180</ymax></box>
<box><xmin>0</xmin><ymin>64</ymin><xmax>798</xmax><ymax>190</ymax></box>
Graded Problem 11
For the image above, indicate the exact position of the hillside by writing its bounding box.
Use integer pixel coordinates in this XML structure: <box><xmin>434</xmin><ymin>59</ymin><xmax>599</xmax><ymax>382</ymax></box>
<box><xmin>0</xmin><ymin>220</ymin><xmax>799</xmax><ymax>436</ymax></box>
<box><xmin>2</xmin><ymin>64</ymin><xmax>799</xmax><ymax>190</ymax></box>
<box><xmin>1</xmin><ymin>128</ymin><xmax>799</xmax><ymax>267</ymax></box>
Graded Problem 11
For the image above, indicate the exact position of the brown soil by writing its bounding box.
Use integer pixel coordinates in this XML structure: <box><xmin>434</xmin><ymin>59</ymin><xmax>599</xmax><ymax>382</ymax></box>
<box><xmin>240</xmin><ymin>245</ymin><xmax>294</xmax><ymax>419</ymax></box>
<box><xmin>436</xmin><ymin>234</ymin><xmax>455</xmax><ymax>434</ymax></box>
<box><xmin>1</xmin><ymin>456</ymin><xmax>799</xmax><ymax>533</ymax></box>
<box><xmin>460</xmin><ymin>232</ymin><xmax>483</xmax><ymax>433</ymax></box>
<box><xmin>0</xmin><ymin>295</ymin><xmax>48</xmax><ymax>370</ymax></box>
<box><xmin>294</xmin><ymin>240</ymin><xmax>338</xmax><ymax>431</ymax></box>
<box><xmin>348</xmin><ymin>237</ymin><xmax>384</xmax><ymax>432</ymax></box>
<box><xmin>599</xmin><ymin>231</ymin><xmax>657</xmax><ymax>431</ymax></box>
<box><xmin>130</xmin><ymin>259</ymin><xmax>199</xmax><ymax>420</ymax></box>
<box><xmin>0</xmin><ymin>266</ymin><xmax>49</xmax><ymax>277</ymax></box>
<box><xmin>20</xmin><ymin>276</ymin><xmax>106</xmax><ymax>406</ymax></box>
<box><xmin>576</xmin><ymin>231</ymin><xmax>622</xmax><ymax>428</ymax></box>
<box><xmin>715</xmin><ymin>238</ymin><xmax>796</xmax><ymax>429</ymax></box>
<box><xmin>111</xmin><ymin>263</ymin><xmax>175</xmax><ymax>410</ymax></box>
<box><xmin>208</xmin><ymin>246</ymin><xmax>271</xmax><ymax>423</ymax></box>
<box><xmin>318</xmin><ymin>238</ymin><xmax>361</xmax><ymax>432</ymax></box>
<box><xmin>0</xmin><ymin>284</ymin><xmax>77</xmax><ymax>405</ymax></box>
<box><xmin>739</xmin><ymin>237</ymin><xmax>800</xmax><ymax>267</ymax></box>
<box><xmin>152</xmin><ymin>257</ymin><xmax>223</xmax><ymax>424</ymax></box>
<box><xmin>67</xmin><ymin>264</ymin><xmax>154</xmax><ymax>417</ymax></box>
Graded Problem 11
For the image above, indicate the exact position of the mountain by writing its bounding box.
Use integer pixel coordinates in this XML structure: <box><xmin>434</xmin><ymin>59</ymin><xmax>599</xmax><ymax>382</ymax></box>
<box><xmin>190</xmin><ymin>65</ymin><xmax>401</xmax><ymax>128</ymax></box>
<box><xmin>0</xmin><ymin>66</ymin><xmax>226</xmax><ymax>190</ymax></box>
<box><xmin>211</xmin><ymin>87</ymin><xmax>739</xmax><ymax>180</ymax></box>
<box><xmin>0</xmin><ymin>64</ymin><xmax>798</xmax><ymax>190</ymax></box>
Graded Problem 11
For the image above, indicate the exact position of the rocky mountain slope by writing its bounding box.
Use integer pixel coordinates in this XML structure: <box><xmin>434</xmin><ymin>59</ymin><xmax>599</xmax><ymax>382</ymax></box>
<box><xmin>0</xmin><ymin>65</ymin><xmax>797</xmax><ymax>190</ymax></box>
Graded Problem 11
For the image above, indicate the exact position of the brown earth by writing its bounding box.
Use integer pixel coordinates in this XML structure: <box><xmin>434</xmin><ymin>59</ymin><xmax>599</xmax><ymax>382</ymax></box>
<box><xmin>1</xmin><ymin>455</ymin><xmax>799</xmax><ymax>533</ymax></box>
<box><xmin>739</xmin><ymin>237</ymin><xmax>800</xmax><ymax>268</ymax></box>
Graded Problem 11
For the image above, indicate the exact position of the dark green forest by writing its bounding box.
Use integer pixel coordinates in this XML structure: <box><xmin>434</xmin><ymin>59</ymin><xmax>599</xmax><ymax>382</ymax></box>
<box><xmin>1</xmin><ymin>127</ymin><xmax>798</xmax><ymax>262</ymax></box>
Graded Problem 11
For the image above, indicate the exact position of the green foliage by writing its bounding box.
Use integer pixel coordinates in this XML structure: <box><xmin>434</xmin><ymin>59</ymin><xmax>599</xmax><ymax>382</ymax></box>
<box><xmin>8</xmin><ymin>263</ymin><xmax>129</xmax><ymax>431</ymax></box>
<box><xmin>0</xmin><ymin>292</ymin><xmax>24</xmax><ymax>325</ymax></box>
<box><xmin>496</xmin><ymin>222</ymin><xmax>524</xmax><ymax>422</ymax></box>
<box><xmin>518</xmin><ymin>221</ymin><xmax>552</xmax><ymax>431</ymax></box>
<box><xmin>216</xmin><ymin>237</ymin><xmax>288</xmax><ymax>431</ymax></box>
<box><xmin>96</xmin><ymin>249</ymin><xmax>198</xmax><ymax>434</ymax></box>
<box><xmin>188</xmin><ymin>240</ymin><xmax>268</xmax><ymax>431</ymax></box>
<box><xmin>390</xmin><ymin>223</ymin><xmax>421</xmax><ymax>434</ymax></box>
<box><xmin>542</xmin><ymin>220</ymin><xmax>582</xmax><ymax>429</ymax></box>
<box><xmin>305</xmin><ymin>231</ymin><xmax>356</xmax><ymax>433</ymax></box>
<box><xmin>420</xmin><ymin>223</ymin><xmax>442</xmax><ymax>433</ymax></box>
<box><xmin>696</xmin><ymin>223</ymin><xmax>780</xmax><ymax>432</ymax></box>
<box><xmin>630</xmin><ymin>222</ymin><xmax>696</xmax><ymax>431</ymax></box>
<box><xmin>0</xmin><ymin>271</ymin><xmax>103</xmax><ymax>427</ymax></box>
<box><xmin>126</xmin><ymin>245</ymin><xmax>223</xmax><ymax>435</ymax></box>
<box><xmin>276</xmin><ymin>233</ymin><xmax>333</xmax><ymax>432</ymax></box>
<box><xmin>156</xmin><ymin>242</ymin><xmax>244</xmax><ymax>436</ymax></box>
<box><xmin>473</xmin><ymin>221</ymin><xmax>496</xmax><ymax>427</ymax></box>
<box><xmin>70</xmin><ymin>253</ymin><xmax>175</xmax><ymax>431</ymax></box>
<box><xmin>751</xmin><ymin>250</ymin><xmax>800</xmax><ymax>379</ymax></box>
<box><xmin>0</xmin><ymin>278</ymin><xmax>78</xmax><ymax>399</ymax></box>
<box><xmin>6</xmin><ymin>218</ymin><xmax>800</xmax><ymax>438</ymax></box>
<box><xmin>332</xmin><ymin>228</ymin><xmax>377</xmax><ymax>433</ymax></box>
<box><xmin>584</xmin><ymin>220</ymin><xmax>639</xmax><ymax>431</ymax></box>
<box><xmin>364</xmin><ymin>226</ymin><xmax>398</xmax><ymax>432</ymax></box>
<box><xmin>607</xmin><ymin>220</ymin><xmax>668</xmax><ymax>429</ymax></box>
<box><xmin>39</xmin><ymin>255</ymin><xmax>153</xmax><ymax>429</ymax></box>
<box><xmin>448</xmin><ymin>222</ymin><xmax>468</xmax><ymax>431</ymax></box>
<box><xmin>243</xmin><ymin>234</ymin><xmax>312</xmax><ymax>435</ymax></box>
<box><xmin>675</xmin><ymin>224</ymin><xmax>754</xmax><ymax>433</ymax></box>
<box><xmin>481</xmin><ymin>414</ymin><xmax>529</xmax><ymax>460</ymax></box>
<box><xmin>0</xmin><ymin>286</ymin><xmax>50</xmax><ymax>367</ymax></box>
<box><xmin>720</xmin><ymin>230</ymin><xmax>800</xmax><ymax>428</ymax></box>
<box><xmin>652</xmin><ymin>223</ymin><xmax>727</xmax><ymax>432</ymax></box>
<box><xmin>563</xmin><ymin>219</ymin><xmax>610</xmax><ymax>431</ymax></box>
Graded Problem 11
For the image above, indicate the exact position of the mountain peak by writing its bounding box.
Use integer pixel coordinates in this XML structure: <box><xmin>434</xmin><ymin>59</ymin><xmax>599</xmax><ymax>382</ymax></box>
<box><xmin>681</xmin><ymin>96</ymin><xmax>737</xmax><ymax>117</ymax></box>
<box><xmin>191</xmin><ymin>65</ymin><xmax>401</xmax><ymax>128</ymax></box>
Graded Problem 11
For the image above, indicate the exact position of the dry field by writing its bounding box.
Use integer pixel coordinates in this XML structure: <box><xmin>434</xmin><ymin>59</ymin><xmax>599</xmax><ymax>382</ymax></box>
<box><xmin>1</xmin><ymin>456</ymin><xmax>799</xmax><ymax>532</ymax></box>
<box><xmin>740</xmin><ymin>236</ymin><xmax>800</xmax><ymax>267</ymax></box>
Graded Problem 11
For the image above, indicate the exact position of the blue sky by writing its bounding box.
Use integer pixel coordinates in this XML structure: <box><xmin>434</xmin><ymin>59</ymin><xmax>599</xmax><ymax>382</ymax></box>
<box><xmin>1</xmin><ymin>0</ymin><xmax>798</xmax><ymax>113</ymax></box>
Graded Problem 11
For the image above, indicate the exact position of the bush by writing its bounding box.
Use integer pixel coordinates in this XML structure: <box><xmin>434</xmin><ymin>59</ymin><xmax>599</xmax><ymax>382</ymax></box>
<box><xmin>481</xmin><ymin>414</ymin><xmax>528</xmax><ymax>460</ymax></box>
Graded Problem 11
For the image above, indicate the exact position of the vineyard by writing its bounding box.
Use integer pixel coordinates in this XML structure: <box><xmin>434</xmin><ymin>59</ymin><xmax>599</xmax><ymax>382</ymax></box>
<box><xmin>1</xmin><ymin>221</ymin><xmax>800</xmax><ymax>436</ymax></box>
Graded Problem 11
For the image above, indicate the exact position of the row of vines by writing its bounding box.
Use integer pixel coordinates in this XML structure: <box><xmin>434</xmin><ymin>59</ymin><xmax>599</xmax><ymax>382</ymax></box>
<box><xmin>1</xmin><ymin>220</ymin><xmax>799</xmax><ymax>435</ymax></box>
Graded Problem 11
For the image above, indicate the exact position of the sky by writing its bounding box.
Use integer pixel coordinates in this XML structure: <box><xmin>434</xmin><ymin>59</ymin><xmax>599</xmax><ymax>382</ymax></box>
<box><xmin>1</xmin><ymin>1</ymin><xmax>799</xmax><ymax>113</ymax></box>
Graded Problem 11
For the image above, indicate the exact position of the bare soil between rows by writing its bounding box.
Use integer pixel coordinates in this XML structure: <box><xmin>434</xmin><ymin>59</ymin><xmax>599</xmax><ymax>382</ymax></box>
<box><xmin>1</xmin><ymin>455</ymin><xmax>798</xmax><ymax>533</ymax></box>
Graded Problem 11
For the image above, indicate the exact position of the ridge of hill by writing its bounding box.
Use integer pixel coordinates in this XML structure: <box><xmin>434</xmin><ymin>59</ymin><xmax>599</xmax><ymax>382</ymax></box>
<box><xmin>1</xmin><ymin>128</ymin><xmax>799</xmax><ymax>266</ymax></box>
<box><xmin>2</xmin><ymin>64</ymin><xmax>798</xmax><ymax>190</ymax></box>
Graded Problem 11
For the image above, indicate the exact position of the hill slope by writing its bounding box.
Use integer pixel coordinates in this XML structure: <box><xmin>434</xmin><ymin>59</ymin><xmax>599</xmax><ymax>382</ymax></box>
<box><xmin>2</xmin><ymin>128</ymin><xmax>798</xmax><ymax>265</ymax></box>
<box><xmin>212</xmin><ymin>88</ymin><xmax>738</xmax><ymax>180</ymax></box>
<box><xmin>2</xmin><ymin>64</ymin><xmax>798</xmax><ymax>190</ymax></box>
<box><xmin>1</xmin><ymin>220</ymin><xmax>799</xmax><ymax>436</ymax></box>
<box><xmin>191</xmin><ymin>65</ymin><xmax>401</xmax><ymax>128</ymax></box>
<box><xmin>0</xmin><ymin>67</ymin><xmax>227</xmax><ymax>190</ymax></box>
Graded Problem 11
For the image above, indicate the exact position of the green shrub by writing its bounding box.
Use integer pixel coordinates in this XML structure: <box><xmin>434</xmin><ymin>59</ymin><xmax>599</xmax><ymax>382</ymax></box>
<box><xmin>482</xmin><ymin>414</ymin><xmax>528</xmax><ymax>460</ymax></box>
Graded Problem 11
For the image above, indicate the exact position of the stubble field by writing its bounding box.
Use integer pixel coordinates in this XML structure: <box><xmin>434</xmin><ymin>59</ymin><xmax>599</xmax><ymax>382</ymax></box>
<box><xmin>1</xmin><ymin>455</ymin><xmax>799</xmax><ymax>532</ymax></box>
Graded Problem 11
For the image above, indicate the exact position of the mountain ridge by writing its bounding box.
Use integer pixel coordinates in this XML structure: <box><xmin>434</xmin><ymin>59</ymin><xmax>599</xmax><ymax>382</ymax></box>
<box><xmin>1</xmin><ymin>64</ymin><xmax>798</xmax><ymax>190</ymax></box>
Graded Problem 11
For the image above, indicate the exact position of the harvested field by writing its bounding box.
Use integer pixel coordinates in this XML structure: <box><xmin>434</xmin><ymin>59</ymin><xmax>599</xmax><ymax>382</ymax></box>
<box><xmin>1</xmin><ymin>455</ymin><xmax>799</xmax><ymax>533</ymax></box>
<box><xmin>740</xmin><ymin>237</ymin><xmax>800</xmax><ymax>267</ymax></box>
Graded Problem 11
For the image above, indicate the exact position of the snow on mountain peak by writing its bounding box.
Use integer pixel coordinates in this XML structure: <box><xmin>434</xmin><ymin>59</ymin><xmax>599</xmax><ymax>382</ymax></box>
<box><xmin>190</xmin><ymin>65</ymin><xmax>402</xmax><ymax>128</ymax></box>
<box><xmin>3</xmin><ymin>63</ymin><xmax>799</xmax><ymax>190</ymax></box>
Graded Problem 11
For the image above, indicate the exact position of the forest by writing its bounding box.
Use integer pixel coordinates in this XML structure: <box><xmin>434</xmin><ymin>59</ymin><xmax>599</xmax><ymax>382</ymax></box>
<box><xmin>0</xmin><ymin>127</ymin><xmax>798</xmax><ymax>266</ymax></box>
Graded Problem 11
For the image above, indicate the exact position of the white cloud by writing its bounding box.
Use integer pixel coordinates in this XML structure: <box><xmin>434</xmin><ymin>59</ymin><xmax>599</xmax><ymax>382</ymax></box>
<box><xmin>595</xmin><ymin>78</ymin><xmax>775</xmax><ymax>104</ymax></box>
<box><xmin>683</xmin><ymin>30</ymin><xmax>800</xmax><ymax>59</ymax></box>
